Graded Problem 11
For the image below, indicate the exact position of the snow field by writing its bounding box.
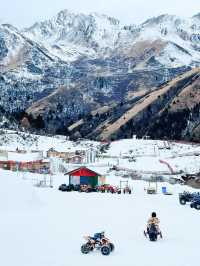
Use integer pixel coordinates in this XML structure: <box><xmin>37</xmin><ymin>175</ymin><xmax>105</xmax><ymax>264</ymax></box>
<box><xmin>0</xmin><ymin>170</ymin><xmax>200</xmax><ymax>266</ymax></box>
<box><xmin>0</xmin><ymin>135</ymin><xmax>200</xmax><ymax>266</ymax></box>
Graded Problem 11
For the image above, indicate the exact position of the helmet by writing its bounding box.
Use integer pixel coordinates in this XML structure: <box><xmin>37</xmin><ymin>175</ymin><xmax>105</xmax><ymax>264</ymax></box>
<box><xmin>152</xmin><ymin>212</ymin><xmax>157</xmax><ymax>217</ymax></box>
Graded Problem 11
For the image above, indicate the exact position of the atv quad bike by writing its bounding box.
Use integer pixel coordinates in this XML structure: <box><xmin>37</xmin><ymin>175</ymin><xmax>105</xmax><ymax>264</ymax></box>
<box><xmin>190</xmin><ymin>196</ymin><xmax>200</xmax><ymax>210</ymax></box>
<box><xmin>81</xmin><ymin>235</ymin><xmax>114</xmax><ymax>256</ymax></box>
<box><xmin>179</xmin><ymin>191</ymin><xmax>199</xmax><ymax>205</ymax></box>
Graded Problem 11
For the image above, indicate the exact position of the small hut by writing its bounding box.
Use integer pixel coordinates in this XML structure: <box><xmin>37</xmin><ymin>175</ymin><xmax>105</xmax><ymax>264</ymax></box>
<box><xmin>65</xmin><ymin>167</ymin><xmax>105</xmax><ymax>187</ymax></box>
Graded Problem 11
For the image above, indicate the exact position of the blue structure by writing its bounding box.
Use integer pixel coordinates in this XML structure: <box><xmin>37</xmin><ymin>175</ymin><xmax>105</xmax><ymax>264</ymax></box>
<box><xmin>162</xmin><ymin>186</ymin><xmax>167</xmax><ymax>194</ymax></box>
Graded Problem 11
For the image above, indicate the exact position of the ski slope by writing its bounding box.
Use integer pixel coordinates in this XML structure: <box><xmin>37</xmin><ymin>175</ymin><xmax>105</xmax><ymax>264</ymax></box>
<box><xmin>0</xmin><ymin>169</ymin><xmax>200</xmax><ymax>266</ymax></box>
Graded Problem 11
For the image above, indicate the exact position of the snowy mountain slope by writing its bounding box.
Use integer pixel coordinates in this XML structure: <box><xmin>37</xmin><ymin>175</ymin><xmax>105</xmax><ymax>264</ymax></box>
<box><xmin>0</xmin><ymin>23</ymin><xmax>73</xmax><ymax>117</ymax></box>
<box><xmin>24</xmin><ymin>11</ymin><xmax>200</xmax><ymax>67</ymax></box>
<box><xmin>0</xmin><ymin>129</ymin><xmax>99</xmax><ymax>153</ymax></box>
<box><xmin>0</xmin><ymin>10</ymin><xmax>200</xmax><ymax>138</ymax></box>
<box><xmin>67</xmin><ymin>68</ymin><xmax>200</xmax><ymax>141</ymax></box>
<box><xmin>0</xmin><ymin>23</ymin><xmax>57</xmax><ymax>70</ymax></box>
<box><xmin>137</xmin><ymin>14</ymin><xmax>200</xmax><ymax>67</ymax></box>
<box><xmin>24</xmin><ymin>10</ymin><xmax>121</xmax><ymax>61</ymax></box>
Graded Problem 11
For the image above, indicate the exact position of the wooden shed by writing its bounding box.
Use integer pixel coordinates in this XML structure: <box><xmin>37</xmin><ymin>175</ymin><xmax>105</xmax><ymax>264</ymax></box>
<box><xmin>66</xmin><ymin>167</ymin><xmax>105</xmax><ymax>187</ymax></box>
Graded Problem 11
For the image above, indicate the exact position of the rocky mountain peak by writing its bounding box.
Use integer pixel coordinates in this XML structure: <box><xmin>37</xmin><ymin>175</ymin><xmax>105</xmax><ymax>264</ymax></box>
<box><xmin>24</xmin><ymin>9</ymin><xmax>121</xmax><ymax>39</ymax></box>
<box><xmin>141</xmin><ymin>14</ymin><xmax>187</xmax><ymax>29</ymax></box>
<box><xmin>89</xmin><ymin>12</ymin><xmax>120</xmax><ymax>25</ymax></box>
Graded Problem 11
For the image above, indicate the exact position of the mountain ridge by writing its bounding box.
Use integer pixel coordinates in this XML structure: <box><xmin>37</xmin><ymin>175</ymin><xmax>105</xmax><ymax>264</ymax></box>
<box><xmin>67</xmin><ymin>68</ymin><xmax>200</xmax><ymax>141</ymax></box>
<box><xmin>0</xmin><ymin>10</ymin><xmax>200</xmax><ymax>140</ymax></box>
<box><xmin>22</xmin><ymin>10</ymin><xmax>200</xmax><ymax>64</ymax></box>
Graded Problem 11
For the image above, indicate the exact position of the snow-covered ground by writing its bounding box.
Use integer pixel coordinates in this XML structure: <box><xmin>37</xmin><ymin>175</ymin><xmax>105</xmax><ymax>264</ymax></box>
<box><xmin>0</xmin><ymin>170</ymin><xmax>200</xmax><ymax>266</ymax></box>
<box><xmin>0</xmin><ymin>130</ymin><xmax>99</xmax><ymax>152</ymax></box>
<box><xmin>0</xmin><ymin>131</ymin><xmax>200</xmax><ymax>266</ymax></box>
<box><xmin>0</xmin><ymin>130</ymin><xmax>200</xmax><ymax>175</ymax></box>
<box><xmin>105</xmin><ymin>139</ymin><xmax>200</xmax><ymax>174</ymax></box>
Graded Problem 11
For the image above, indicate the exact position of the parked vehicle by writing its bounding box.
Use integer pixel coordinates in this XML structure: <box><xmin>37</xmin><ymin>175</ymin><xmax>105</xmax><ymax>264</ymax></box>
<box><xmin>106</xmin><ymin>185</ymin><xmax>121</xmax><ymax>194</ymax></box>
<box><xmin>106</xmin><ymin>185</ymin><xmax>115</xmax><ymax>193</ymax></box>
<box><xmin>117</xmin><ymin>188</ymin><xmax>122</xmax><ymax>194</ymax></box>
<box><xmin>97</xmin><ymin>185</ymin><xmax>107</xmax><ymax>193</ymax></box>
<box><xmin>58</xmin><ymin>184</ymin><xmax>74</xmax><ymax>192</ymax></box>
<box><xmin>179</xmin><ymin>191</ymin><xmax>200</xmax><ymax>205</ymax></box>
<box><xmin>123</xmin><ymin>186</ymin><xmax>132</xmax><ymax>194</ymax></box>
<box><xmin>78</xmin><ymin>184</ymin><xmax>97</xmax><ymax>193</ymax></box>
<box><xmin>190</xmin><ymin>197</ymin><xmax>200</xmax><ymax>210</ymax></box>
<box><xmin>86</xmin><ymin>186</ymin><xmax>98</xmax><ymax>193</ymax></box>
<box><xmin>81</xmin><ymin>234</ymin><xmax>114</xmax><ymax>256</ymax></box>
<box><xmin>147</xmin><ymin>187</ymin><xmax>157</xmax><ymax>194</ymax></box>
<box><xmin>79</xmin><ymin>184</ymin><xmax>89</xmax><ymax>192</ymax></box>
<box><xmin>73</xmin><ymin>184</ymin><xmax>80</xmax><ymax>191</ymax></box>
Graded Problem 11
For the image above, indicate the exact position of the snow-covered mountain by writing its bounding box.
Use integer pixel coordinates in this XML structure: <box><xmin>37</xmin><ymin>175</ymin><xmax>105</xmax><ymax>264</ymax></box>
<box><xmin>23</xmin><ymin>11</ymin><xmax>200</xmax><ymax>67</ymax></box>
<box><xmin>24</xmin><ymin>10</ymin><xmax>121</xmax><ymax>61</ymax></box>
<box><xmin>0</xmin><ymin>10</ymin><xmax>200</xmax><ymax>137</ymax></box>
<box><xmin>0</xmin><ymin>23</ymin><xmax>72</xmax><ymax>113</ymax></box>
<box><xmin>137</xmin><ymin>14</ymin><xmax>200</xmax><ymax>67</ymax></box>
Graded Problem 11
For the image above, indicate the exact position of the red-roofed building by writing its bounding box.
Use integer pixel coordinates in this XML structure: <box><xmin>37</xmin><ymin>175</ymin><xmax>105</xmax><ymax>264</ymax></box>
<box><xmin>65</xmin><ymin>167</ymin><xmax>106</xmax><ymax>187</ymax></box>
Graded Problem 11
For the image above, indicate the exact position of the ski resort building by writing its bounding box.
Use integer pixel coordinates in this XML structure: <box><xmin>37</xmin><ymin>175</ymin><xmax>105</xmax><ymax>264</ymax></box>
<box><xmin>66</xmin><ymin>167</ymin><xmax>106</xmax><ymax>187</ymax></box>
<box><xmin>47</xmin><ymin>148</ymin><xmax>75</xmax><ymax>160</ymax></box>
<box><xmin>0</xmin><ymin>149</ymin><xmax>50</xmax><ymax>173</ymax></box>
<box><xmin>0</xmin><ymin>160</ymin><xmax>50</xmax><ymax>173</ymax></box>
<box><xmin>47</xmin><ymin>148</ymin><xmax>86</xmax><ymax>163</ymax></box>
<box><xmin>67</xmin><ymin>155</ymin><xmax>84</xmax><ymax>164</ymax></box>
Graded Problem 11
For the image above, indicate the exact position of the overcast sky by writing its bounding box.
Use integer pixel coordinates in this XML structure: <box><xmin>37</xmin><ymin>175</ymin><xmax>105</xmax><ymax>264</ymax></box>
<box><xmin>0</xmin><ymin>0</ymin><xmax>199</xmax><ymax>28</ymax></box>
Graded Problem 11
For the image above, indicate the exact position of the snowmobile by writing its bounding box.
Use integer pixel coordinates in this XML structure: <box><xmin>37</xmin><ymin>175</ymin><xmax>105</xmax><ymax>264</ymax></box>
<box><xmin>81</xmin><ymin>234</ymin><xmax>115</xmax><ymax>255</ymax></box>
<box><xmin>144</xmin><ymin>224</ymin><xmax>162</xmax><ymax>241</ymax></box>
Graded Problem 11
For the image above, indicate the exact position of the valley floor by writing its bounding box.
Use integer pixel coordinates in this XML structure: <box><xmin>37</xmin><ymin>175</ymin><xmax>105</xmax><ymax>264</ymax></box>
<box><xmin>0</xmin><ymin>170</ymin><xmax>200</xmax><ymax>266</ymax></box>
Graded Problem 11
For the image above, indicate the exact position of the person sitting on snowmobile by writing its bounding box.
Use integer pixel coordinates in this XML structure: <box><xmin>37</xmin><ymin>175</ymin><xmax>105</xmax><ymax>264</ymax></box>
<box><xmin>147</xmin><ymin>212</ymin><xmax>160</xmax><ymax>233</ymax></box>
